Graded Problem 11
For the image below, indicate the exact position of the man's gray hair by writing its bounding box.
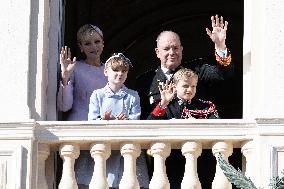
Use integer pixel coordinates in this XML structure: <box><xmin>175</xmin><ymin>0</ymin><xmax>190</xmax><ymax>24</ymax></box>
<box><xmin>156</xmin><ymin>31</ymin><xmax>181</xmax><ymax>47</ymax></box>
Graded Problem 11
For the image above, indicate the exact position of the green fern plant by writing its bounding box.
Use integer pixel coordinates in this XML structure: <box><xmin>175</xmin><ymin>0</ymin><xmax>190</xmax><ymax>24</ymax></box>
<box><xmin>217</xmin><ymin>153</ymin><xmax>284</xmax><ymax>189</ymax></box>
<box><xmin>269</xmin><ymin>170</ymin><xmax>284</xmax><ymax>189</ymax></box>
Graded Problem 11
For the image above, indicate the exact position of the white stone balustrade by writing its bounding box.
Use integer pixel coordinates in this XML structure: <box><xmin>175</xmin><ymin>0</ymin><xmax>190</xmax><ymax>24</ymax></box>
<box><xmin>181</xmin><ymin>141</ymin><xmax>202</xmax><ymax>189</ymax></box>
<box><xmin>58</xmin><ymin>143</ymin><xmax>80</xmax><ymax>189</ymax></box>
<box><xmin>37</xmin><ymin>143</ymin><xmax>50</xmax><ymax>189</ymax></box>
<box><xmin>119</xmin><ymin>143</ymin><xmax>141</xmax><ymax>189</ymax></box>
<box><xmin>10</xmin><ymin>119</ymin><xmax>281</xmax><ymax>189</ymax></box>
<box><xmin>89</xmin><ymin>143</ymin><xmax>111</xmax><ymax>189</ymax></box>
<box><xmin>149</xmin><ymin>142</ymin><xmax>171</xmax><ymax>189</ymax></box>
<box><xmin>212</xmin><ymin>141</ymin><xmax>233</xmax><ymax>189</ymax></box>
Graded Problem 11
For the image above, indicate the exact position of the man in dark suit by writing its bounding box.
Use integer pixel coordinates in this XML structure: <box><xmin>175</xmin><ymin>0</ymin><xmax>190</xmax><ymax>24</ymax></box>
<box><xmin>135</xmin><ymin>15</ymin><xmax>234</xmax><ymax>189</ymax></box>
<box><xmin>136</xmin><ymin>15</ymin><xmax>233</xmax><ymax>120</ymax></box>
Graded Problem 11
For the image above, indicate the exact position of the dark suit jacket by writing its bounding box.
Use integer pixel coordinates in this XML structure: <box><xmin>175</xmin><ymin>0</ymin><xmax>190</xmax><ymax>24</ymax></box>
<box><xmin>147</xmin><ymin>98</ymin><xmax>219</xmax><ymax>120</ymax></box>
<box><xmin>135</xmin><ymin>58</ymin><xmax>234</xmax><ymax>119</ymax></box>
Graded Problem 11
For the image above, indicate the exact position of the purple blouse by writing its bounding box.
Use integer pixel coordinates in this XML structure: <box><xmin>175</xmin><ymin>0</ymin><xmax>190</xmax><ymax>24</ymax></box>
<box><xmin>57</xmin><ymin>60</ymin><xmax>107</xmax><ymax>120</ymax></box>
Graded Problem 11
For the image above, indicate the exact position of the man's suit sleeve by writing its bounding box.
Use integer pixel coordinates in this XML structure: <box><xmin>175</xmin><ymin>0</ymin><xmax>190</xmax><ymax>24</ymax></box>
<box><xmin>135</xmin><ymin>70</ymin><xmax>156</xmax><ymax>119</ymax></box>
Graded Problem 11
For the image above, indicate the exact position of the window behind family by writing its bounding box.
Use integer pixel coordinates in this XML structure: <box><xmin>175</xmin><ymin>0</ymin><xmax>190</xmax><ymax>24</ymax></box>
<box><xmin>59</xmin><ymin>0</ymin><xmax>243</xmax><ymax>120</ymax></box>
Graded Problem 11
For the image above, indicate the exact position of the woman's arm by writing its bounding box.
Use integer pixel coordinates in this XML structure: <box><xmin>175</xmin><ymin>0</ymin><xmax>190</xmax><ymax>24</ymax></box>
<box><xmin>57</xmin><ymin>74</ymin><xmax>74</xmax><ymax>112</ymax></box>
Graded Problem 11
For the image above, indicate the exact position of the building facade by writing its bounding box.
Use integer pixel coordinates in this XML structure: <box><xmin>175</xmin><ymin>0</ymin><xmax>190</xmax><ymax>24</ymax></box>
<box><xmin>1</xmin><ymin>0</ymin><xmax>284</xmax><ymax>188</ymax></box>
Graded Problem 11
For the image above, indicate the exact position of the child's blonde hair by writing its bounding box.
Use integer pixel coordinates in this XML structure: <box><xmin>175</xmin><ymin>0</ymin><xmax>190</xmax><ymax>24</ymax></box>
<box><xmin>105</xmin><ymin>53</ymin><xmax>132</xmax><ymax>72</ymax></box>
<box><xmin>77</xmin><ymin>24</ymin><xmax>103</xmax><ymax>44</ymax></box>
<box><xmin>172</xmin><ymin>68</ymin><xmax>198</xmax><ymax>84</ymax></box>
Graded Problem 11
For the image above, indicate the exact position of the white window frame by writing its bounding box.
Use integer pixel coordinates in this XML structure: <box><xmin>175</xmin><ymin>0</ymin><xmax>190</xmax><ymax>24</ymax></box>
<box><xmin>47</xmin><ymin>0</ymin><xmax>65</xmax><ymax>120</ymax></box>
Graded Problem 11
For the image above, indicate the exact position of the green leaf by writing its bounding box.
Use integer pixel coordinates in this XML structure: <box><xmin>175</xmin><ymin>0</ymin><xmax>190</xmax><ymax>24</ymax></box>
<box><xmin>217</xmin><ymin>153</ymin><xmax>257</xmax><ymax>189</ymax></box>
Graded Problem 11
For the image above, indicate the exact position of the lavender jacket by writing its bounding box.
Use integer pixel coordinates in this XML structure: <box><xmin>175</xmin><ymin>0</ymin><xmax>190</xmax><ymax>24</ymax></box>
<box><xmin>57</xmin><ymin>61</ymin><xmax>107</xmax><ymax>120</ymax></box>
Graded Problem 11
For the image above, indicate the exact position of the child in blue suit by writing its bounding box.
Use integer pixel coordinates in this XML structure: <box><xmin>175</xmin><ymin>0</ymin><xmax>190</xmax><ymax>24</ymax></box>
<box><xmin>89</xmin><ymin>53</ymin><xmax>140</xmax><ymax>120</ymax></box>
<box><xmin>88</xmin><ymin>53</ymin><xmax>149</xmax><ymax>189</ymax></box>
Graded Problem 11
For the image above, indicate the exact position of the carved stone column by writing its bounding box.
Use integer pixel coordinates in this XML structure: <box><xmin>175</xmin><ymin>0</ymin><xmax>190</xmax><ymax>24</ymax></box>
<box><xmin>241</xmin><ymin>140</ymin><xmax>255</xmax><ymax>182</ymax></box>
<box><xmin>181</xmin><ymin>141</ymin><xmax>202</xmax><ymax>189</ymax></box>
<box><xmin>149</xmin><ymin>142</ymin><xmax>171</xmax><ymax>189</ymax></box>
<box><xmin>212</xmin><ymin>141</ymin><xmax>233</xmax><ymax>189</ymax></box>
<box><xmin>58</xmin><ymin>143</ymin><xmax>80</xmax><ymax>189</ymax></box>
<box><xmin>37</xmin><ymin>143</ymin><xmax>50</xmax><ymax>189</ymax></box>
<box><xmin>89</xmin><ymin>143</ymin><xmax>111</xmax><ymax>189</ymax></box>
<box><xmin>119</xmin><ymin>143</ymin><xmax>141</xmax><ymax>189</ymax></box>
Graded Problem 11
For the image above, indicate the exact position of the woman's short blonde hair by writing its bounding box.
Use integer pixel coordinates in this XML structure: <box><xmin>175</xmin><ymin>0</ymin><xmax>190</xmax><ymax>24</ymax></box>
<box><xmin>172</xmin><ymin>68</ymin><xmax>198</xmax><ymax>84</ymax></box>
<box><xmin>77</xmin><ymin>24</ymin><xmax>103</xmax><ymax>44</ymax></box>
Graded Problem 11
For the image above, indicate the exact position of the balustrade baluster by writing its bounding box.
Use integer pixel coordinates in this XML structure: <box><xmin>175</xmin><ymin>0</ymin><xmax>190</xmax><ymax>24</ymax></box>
<box><xmin>58</xmin><ymin>143</ymin><xmax>80</xmax><ymax>189</ymax></box>
<box><xmin>212</xmin><ymin>141</ymin><xmax>233</xmax><ymax>189</ymax></box>
<box><xmin>149</xmin><ymin>142</ymin><xmax>171</xmax><ymax>189</ymax></box>
<box><xmin>37</xmin><ymin>143</ymin><xmax>50</xmax><ymax>189</ymax></box>
<box><xmin>89</xmin><ymin>143</ymin><xmax>111</xmax><ymax>189</ymax></box>
<box><xmin>119</xmin><ymin>143</ymin><xmax>141</xmax><ymax>189</ymax></box>
<box><xmin>241</xmin><ymin>140</ymin><xmax>255</xmax><ymax>182</ymax></box>
<box><xmin>181</xmin><ymin>141</ymin><xmax>202</xmax><ymax>189</ymax></box>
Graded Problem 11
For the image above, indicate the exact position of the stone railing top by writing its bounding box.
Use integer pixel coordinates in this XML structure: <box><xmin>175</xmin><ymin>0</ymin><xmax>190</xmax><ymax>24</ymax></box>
<box><xmin>256</xmin><ymin>118</ymin><xmax>284</xmax><ymax>136</ymax></box>
<box><xmin>2</xmin><ymin>119</ymin><xmax>284</xmax><ymax>149</ymax></box>
<box><xmin>34</xmin><ymin>119</ymin><xmax>258</xmax><ymax>149</ymax></box>
<box><xmin>0</xmin><ymin>119</ymin><xmax>35</xmax><ymax>139</ymax></box>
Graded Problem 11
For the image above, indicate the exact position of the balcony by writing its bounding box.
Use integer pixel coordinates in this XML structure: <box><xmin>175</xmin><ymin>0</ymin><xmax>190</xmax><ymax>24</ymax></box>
<box><xmin>1</xmin><ymin>119</ymin><xmax>284</xmax><ymax>189</ymax></box>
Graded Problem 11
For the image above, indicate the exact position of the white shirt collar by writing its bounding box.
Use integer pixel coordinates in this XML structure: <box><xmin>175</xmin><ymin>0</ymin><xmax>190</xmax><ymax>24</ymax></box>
<box><xmin>161</xmin><ymin>66</ymin><xmax>170</xmax><ymax>74</ymax></box>
<box><xmin>104</xmin><ymin>84</ymin><xmax>127</xmax><ymax>98</ymax></box>
<box><xmin>161</xmin><ymin>66</ymin><xmax>173</xmax><ymax>80</ymax></box>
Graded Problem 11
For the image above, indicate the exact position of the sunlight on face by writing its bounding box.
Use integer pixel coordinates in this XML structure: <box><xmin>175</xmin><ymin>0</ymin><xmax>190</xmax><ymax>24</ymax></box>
<box><xmin>175</xmin><ymin>78</ymin><xmax>197</xmax><ymax>102</ymax></box>
<box><xmin>104</xmin><ymin>66</ymin><xmax>128</xmax><ymax>86</ymax></box>
<box><xmin>155</xmin><ymin>31</ymin><xmax>183</xmax><ymax>70</ymax></box>
<box><xmin>79</xmin><ymin>32</ymin><xmax>104</xmax><ymax>59</ymax></box>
